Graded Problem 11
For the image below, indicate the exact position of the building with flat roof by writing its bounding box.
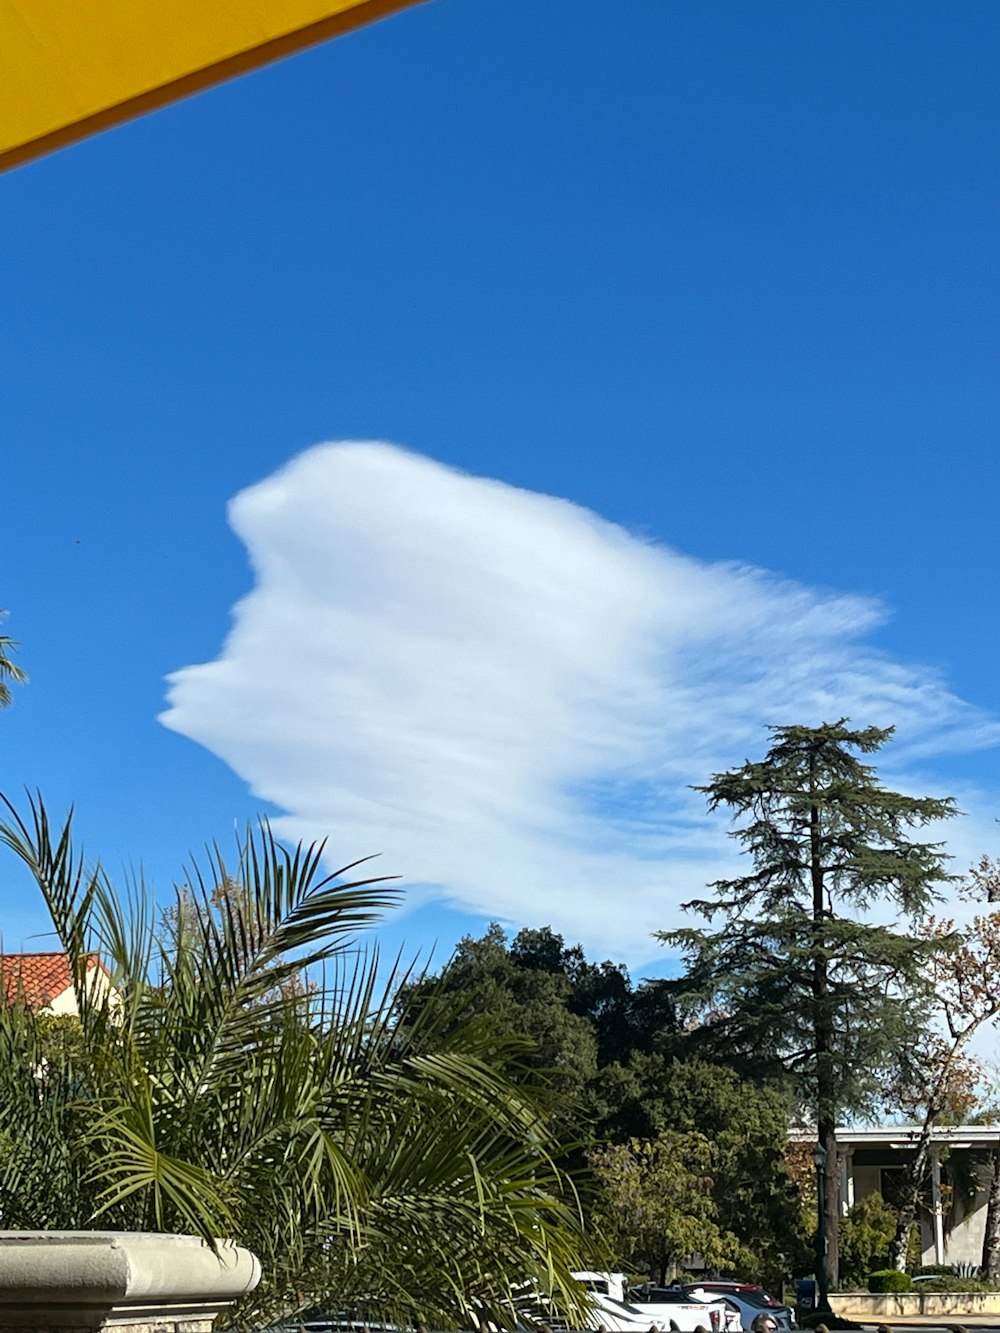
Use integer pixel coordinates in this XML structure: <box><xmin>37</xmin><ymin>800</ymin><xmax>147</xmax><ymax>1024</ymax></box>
<box><xmin>791</xmin><ymin>1126</ymin><xmax>1000</xmax><ymax>1268</ymax></box>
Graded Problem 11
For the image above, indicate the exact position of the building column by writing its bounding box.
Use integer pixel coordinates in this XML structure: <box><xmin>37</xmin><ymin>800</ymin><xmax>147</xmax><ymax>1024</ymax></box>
<box><xmin>931</xmin><ymin>1148</ymin><xmax>946</xmax><ymax>1265</ymax></box>
<box><xmin>839</xmin><ymin>1147</ymin><xmax>855</xmax><ymax>1216</ymax></box>
<box><xmin>0</xmin><ymin>1231</ymin><xmax>261</xmax><ymax>1333</ymax></box>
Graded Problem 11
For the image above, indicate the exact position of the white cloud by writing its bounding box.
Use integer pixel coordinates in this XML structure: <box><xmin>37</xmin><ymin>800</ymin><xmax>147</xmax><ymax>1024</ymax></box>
<box><xmin>160</xmin><ymin>442</ymin><xmax>1000</xmax><ymax>963</ymax></box>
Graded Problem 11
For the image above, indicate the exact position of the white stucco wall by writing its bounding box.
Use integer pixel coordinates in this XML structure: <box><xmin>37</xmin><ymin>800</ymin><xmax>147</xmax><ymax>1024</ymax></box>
<box><xmin>44</xmin><ymin>967</ymin><xmax>119</xmax><ymax>1017</ymax></box>
<box><xmin>943</xmin><ymin>1168</ymin><xmax>991</xmax><ymax>1267</ymax></box>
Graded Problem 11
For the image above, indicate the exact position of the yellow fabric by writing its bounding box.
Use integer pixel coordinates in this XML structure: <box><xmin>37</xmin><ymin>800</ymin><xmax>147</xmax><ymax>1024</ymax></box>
<box><xmin>0</xmin><ymin>0</ymin><xmax>424</xmax><ymax>172</ymax></box>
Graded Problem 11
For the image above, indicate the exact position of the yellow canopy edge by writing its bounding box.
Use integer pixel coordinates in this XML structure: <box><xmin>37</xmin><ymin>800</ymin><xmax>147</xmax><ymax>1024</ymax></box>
<box><xmin>0</xmin><ymin>0</ymin><xmax>426</xmax><ymax>174</ymax></box>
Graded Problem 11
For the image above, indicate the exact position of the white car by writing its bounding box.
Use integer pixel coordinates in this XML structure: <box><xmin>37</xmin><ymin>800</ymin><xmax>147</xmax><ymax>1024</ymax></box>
<box><xmin>570</xmin><ymin>1274</ymin><xmax>737</xmax><ymax>1333</ymax></box>
<box><xmin>627</xmin><ymin>1286</ymin><xmax>741</xmax><ymax>1333</ymax></box>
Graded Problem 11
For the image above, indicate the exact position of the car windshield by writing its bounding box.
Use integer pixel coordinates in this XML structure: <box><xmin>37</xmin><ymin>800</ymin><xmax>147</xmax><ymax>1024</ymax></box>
<box><xmin>634</xmin><ymin>1290</ymin><xmax>688</xmax><ymax>1303</ymax></box>
<box><xmin>689</xmin><ymin>1290</ymin><xmax>774</xmax><ymax>1311</ymax></box>
<box><xmin>738</xmin><ymin>1294</ymin><xmax>778</xmax><ymax>1310</ymax></box>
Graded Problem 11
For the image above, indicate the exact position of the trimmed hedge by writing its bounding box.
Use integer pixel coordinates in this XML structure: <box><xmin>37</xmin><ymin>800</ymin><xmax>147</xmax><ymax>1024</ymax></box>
<box><xmin>868</xmin><ymin>1270</ymin><xmax>913</xmax><ymax>1293</ymax></box>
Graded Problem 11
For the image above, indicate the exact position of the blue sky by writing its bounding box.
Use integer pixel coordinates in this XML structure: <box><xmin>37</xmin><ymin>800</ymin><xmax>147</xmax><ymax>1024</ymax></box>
<box><xmin>3</xmin><ymin>0</ymin><xmax>1000</xmax><ymax>967</ymax></box>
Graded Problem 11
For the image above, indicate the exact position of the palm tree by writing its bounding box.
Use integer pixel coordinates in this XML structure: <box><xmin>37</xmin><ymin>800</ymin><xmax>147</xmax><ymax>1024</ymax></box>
<box><xmin>0</xmin><ymin>796</ymin><xmax>593</xmax><ymax>1329</ymax></box>
<box><xmin>0</xmin><ymin>609</ymin><xmax>26</xmax><ymax>707</ymax></box>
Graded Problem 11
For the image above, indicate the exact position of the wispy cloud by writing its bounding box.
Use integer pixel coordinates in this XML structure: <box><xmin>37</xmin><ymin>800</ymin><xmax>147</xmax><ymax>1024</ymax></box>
<box><xmin>160</xmin><ymin>443</ymin><xmax>1000</xmax><ymax>962</ymax></box>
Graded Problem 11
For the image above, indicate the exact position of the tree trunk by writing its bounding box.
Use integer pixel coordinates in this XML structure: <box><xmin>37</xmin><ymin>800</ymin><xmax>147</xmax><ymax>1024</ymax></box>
<box><xmin>982</xmin><ymin>1145</ymin><xmax>1000</xmax><ymax>1283</ymax></box>
<box><xmin>890</xmin><ymin>1198</ymin><xmax>918</xmax><ymax>1272</ymax></box>
<box><xmin>811</xmin><ymin>788</ymin><xmax>839</xmax><ymax>1292</ymax></box>
<box><xmin>889</xmin><ymin>1130</ymin><xmax>933</xmax><ymax>1271</ymax></box>
<box><xmin>896</xmin><ymin>1178</ymin><xmax>928</xmax><ymax>1269</ymax></box>
<box><xmin>818</xmin><ymin>1116</ymin><xmax>839</xmax><ymax>1294</ymax></box>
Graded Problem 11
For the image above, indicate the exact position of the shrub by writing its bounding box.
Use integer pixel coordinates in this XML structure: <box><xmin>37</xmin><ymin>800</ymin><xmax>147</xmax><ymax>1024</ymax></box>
<box><xmin>839</xmin><ymin>1193</ymin><xmax>897</xmax><ymax>1287</ymax></box>
<box><xmin>913</xmin><ymin>1277</ymin><xmax>988</xmax><ymax>1292</ymax></box>
<box><xmin>868</xmin><ymin>1270</ymin><xmax>913</xmax><ymax>1293</ymax></box>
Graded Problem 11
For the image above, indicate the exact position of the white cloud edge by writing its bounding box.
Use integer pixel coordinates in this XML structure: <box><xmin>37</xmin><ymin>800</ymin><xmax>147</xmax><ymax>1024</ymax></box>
<box><xmin>160</xmin><ymin>441</ymin><xmax>1000</xmax><ymax>964</ymax></box>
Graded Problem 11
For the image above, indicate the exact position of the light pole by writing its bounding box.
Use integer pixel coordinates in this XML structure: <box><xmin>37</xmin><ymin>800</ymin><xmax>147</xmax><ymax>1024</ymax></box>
<box><xmin>813</xmin><ymin>1142</ymin><xmax>833</xmax><ymax>1314</ymax></box>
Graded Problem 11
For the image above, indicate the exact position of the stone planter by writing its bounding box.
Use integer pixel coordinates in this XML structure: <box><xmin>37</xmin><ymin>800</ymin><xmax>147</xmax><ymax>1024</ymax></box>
<box><xmin>830</xmin><ymin>1290</ymin><xmax>1000</xmax><ymax>1318</ymax></box>
<box><xmin>0</xmin><ymin>1233</ymin><xmax>261</xmax><ymax>1333</ymax></box>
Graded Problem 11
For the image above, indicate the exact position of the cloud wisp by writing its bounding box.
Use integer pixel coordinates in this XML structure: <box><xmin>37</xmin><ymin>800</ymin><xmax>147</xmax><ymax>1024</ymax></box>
<box><xmin>160</xmin><ymin>443</ymin><xmax>999</xmax><ymax>961</ymax></box>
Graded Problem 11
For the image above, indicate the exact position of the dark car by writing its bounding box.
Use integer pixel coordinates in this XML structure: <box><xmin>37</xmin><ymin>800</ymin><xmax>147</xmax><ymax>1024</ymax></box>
<box><xmin>683</xmin><ymin>1284</ymin><xmax>782</xmax><ymax>1308</ymax></box>
<box><xmin>683</xmin><ymin>1286</ymin><xmax>796</xmax><ymax>1332</ymax></box>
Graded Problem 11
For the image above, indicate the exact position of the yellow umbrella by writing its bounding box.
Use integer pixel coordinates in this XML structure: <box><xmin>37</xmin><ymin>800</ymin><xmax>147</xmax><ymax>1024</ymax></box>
<box><xmin>0</xmin><ymin>0</ymin><xmax>426</xmax><ymax>174</ymax></box>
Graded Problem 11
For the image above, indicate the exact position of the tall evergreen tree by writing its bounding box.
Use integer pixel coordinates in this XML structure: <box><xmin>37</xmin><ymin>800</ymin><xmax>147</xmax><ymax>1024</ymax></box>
<box><xmin>660</xmin><ymin>721</ymin><xmax>957</xmax><ymax>1291</ymax></box>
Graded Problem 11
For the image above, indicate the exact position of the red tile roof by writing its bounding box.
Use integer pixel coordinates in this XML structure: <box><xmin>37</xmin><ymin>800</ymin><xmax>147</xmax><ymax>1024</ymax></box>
<box><xmin>0</xmin><ymin>952</ymin><xmax>103</xmax><ymax>1009</ymax></box>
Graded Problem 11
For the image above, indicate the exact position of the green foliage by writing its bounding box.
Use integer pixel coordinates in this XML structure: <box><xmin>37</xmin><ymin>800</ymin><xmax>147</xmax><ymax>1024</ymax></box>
<box><xmin>915</xmin><ymin>1264</ymin><xmax>990</xmax><ymax>1284</ymax></box>
<box><xmin>0</xmin><ymin>795</ymin><xmax>596</xmax><ymax>1330</ymax></box>
<box><xmin>589</xmin><ymin>1128</ymin><xmax>754</xmax><ymax>1283</ymax></box>
<box><xmin>912</xmin><ymin>1276</ymin><xmax>990</xmax><ymax>1292</ymax></box>
<box><xmin>838</xmin><ymin>1193</ymin><xmax>896</xmax><ymax>1287</ymax></box>
<box><xmin>400</xmin><ymin>923</ymin><xmax>677</xmax><ymax>1141</ymax></box>
<box><xmin>608</xmin><ymin>1054</ymin><xmax>810</xmax><ymax>1280</ymax></box>
<box><xmin>405</xmin><ymin>925</ymin><xmax>809</xmax><ymax>1283</ymax></box>
<box><xmin>867</xmin><ymin>1270</ymin><xmax>913</xmax><ymax>1292</ymax></box>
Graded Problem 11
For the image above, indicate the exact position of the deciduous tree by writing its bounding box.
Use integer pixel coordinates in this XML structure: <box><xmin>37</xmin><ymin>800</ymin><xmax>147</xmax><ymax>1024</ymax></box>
<box><xmin>885</xmin><ymin>860</ymin><xmax>1000</xmax><ymax>1269</ymax></box>
<box><xmin>589</xmin><ymin>1129</ymin><xmax>754</xmax><ymax>1283</ymax></box>
<box><xmin>404</xmin><ymin>926</ymin><xmax>807</xmax><ymax>1281</ymax></box>
<box><xmin>399</xmin><ymin>923</ymin><xmax>677</xmax><ymax>1140</ymax></box>
<box><xmin>599</xmin><ymin>1055</ymin><xmax>808</xmax><ymax>1281</ymax></box>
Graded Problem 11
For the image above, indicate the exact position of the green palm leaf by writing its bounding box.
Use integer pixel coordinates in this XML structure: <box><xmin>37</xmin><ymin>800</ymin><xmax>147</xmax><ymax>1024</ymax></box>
<box><xmin>0</xmin><ymin>793</ymin><xmax>594</xmax><ymax>1328</ymax></box>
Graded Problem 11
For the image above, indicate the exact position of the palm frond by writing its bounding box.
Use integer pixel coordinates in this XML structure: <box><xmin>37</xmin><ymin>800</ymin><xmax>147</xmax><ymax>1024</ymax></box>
<box><xmin>0</xmin><ymin>792</ymin><xmax>594</xmax><ymax>1326</ymax></box>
